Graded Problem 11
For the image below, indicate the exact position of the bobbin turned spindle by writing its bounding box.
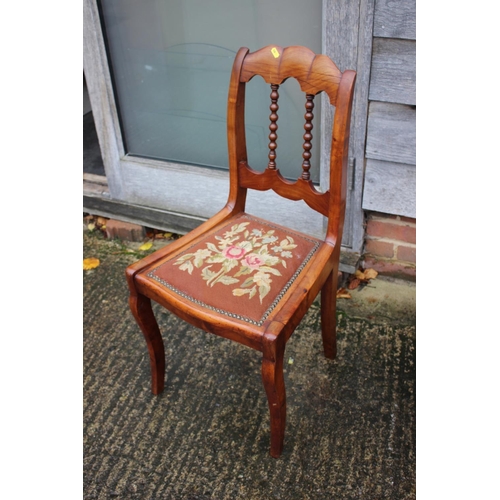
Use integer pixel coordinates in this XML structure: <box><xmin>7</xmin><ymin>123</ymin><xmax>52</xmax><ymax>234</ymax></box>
<box><xmin>268</xmin><ymin>84</ymin><xmax>280</xmax><ymax>170</ymax></box>
<box><xmin>301</xmin><ymin>94</ymin><xmax>315</xmax><ymax>181</ymax></box>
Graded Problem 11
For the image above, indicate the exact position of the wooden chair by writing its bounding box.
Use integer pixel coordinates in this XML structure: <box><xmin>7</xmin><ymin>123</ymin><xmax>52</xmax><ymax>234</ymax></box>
<box><xmin>126</xmin><ymin>45</ymin><xmax>356</xmax><ymax>458</ymax></box>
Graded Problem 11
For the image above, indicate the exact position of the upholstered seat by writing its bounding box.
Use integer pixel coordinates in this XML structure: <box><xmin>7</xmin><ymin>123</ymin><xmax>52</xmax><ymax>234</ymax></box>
<box><xmin>138</xmin><ymin>213</ymin><xmax>321</xmax><ymax>328</ymax></box>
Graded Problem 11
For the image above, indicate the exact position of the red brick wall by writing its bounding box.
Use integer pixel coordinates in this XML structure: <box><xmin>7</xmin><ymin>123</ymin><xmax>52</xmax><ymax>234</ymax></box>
<box><xmin>362</xmin><ymin>212</ymin><xmax>416</xmax><ymax>280</ymax></box>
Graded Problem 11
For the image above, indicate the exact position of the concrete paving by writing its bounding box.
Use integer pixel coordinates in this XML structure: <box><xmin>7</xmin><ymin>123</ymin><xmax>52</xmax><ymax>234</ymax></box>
<box><xmin>84</xmin><ymin>230</ymin><xmax>416</xmax><ymax>499</ymax></box>
<box><xmin>337</xmin><ymin>276</ymin><xmax>416</xmax><ymax>326</ymax></box>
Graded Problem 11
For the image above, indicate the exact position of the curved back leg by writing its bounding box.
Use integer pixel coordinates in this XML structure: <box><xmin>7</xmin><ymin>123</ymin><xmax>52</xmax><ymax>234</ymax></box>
<box><xmin>321</xmin><ymin>269</ymin><xmax>338</xmax><ymax>360</ymax></box>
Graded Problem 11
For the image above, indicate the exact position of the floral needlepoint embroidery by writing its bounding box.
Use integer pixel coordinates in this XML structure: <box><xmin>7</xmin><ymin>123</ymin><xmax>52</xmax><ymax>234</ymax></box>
<box><xmin>173</xmin><ymin>221</ymin><xmax>298</xmax><ymax>304</ymax></box>
<box><xmin>147</xmin><ymin>215</ymin><xmax>321</xmax><ymax>325</ymax></box>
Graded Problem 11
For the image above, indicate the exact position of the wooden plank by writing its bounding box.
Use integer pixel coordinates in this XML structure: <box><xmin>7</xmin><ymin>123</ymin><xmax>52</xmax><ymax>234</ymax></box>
<box><xmin>83</xmin><ymin>193</ymin><xmax>205</xmax><ymax>234</ymax></box>
<box><xmin>83</xmin><ymin>173</ymin><xmax>107</xmax><ymax>185</ymax></box>
<box><xmin>323</xmin><ymin>0</ymin><xmax>376</xmax><ymax>253</ymax></box>
<box><xmin>366</xmin><ymin>102</ymin><xmax>415</xmax><ymax>165</ymax></box>
<box><xmin>373</xmin><ymin>0</ymin><xmax>416</xmax><ymax>40</ymax></box>
<box><xmin>83</xmin><ymin>0</ymin><xmax>126</xmax><ymax>199</ymax></box>
<box><xmin>369</xmin><ymin>38</ymin><xmax>415</xmax><ymax>105</ymax></box>
<box><xmin>362</xmin><ymin>159</ymin><xmax>415</xmax><ymax>217</ymax></box>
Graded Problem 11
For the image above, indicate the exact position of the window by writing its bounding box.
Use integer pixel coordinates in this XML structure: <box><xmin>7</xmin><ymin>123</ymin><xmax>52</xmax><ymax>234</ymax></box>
<box><xmin>99</xmin><ymin>0</ymin><xmax>322</xmax><ymax>181</ymax></box>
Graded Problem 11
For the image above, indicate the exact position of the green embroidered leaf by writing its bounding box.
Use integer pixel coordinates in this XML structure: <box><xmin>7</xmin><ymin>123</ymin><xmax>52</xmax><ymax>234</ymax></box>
<box><xmin>224</xmin><ymin>223</ymin><xmax>249</xmax><ymax>238</ymax></box>
<box><xmin>262</xmin><ymin>235</ymin><xmax>278</xmax><ymax>244</ymax></box>
<box><xmin>258</xmin><ymin>284</ymin><xmax>271</xmax><ymax>303</ymax></box>
<box><xmin>244</xmin><ymin>230</ymin><xmax>249</xmax><ymax>238</ymax></box>
<box><xmin>259</xmin><ymin>266</ymin><xmax>282</xmax><ymax>276</ymax></box>
<box><xmin>253</xmin><ymin>271</ymin><xmax>271</xmax><ymax>286</ymax></box>
<box><xmin>217</xmin><ymin>275</ymin><xmax>240</xmax><ymax>286</ymax></box>
<box><xmin>234</xmin><ymin>266</ymin><xmax>253</xmax><ymax>277</ymax></box>
<box><xmin>233</xmin><ymin>285</ymin><xmax>258</xmax><ymax>298</ymax></box>
<box><xmin>207</xmin><ymin>254</ymin><xmax>226</xmax><ymax>264</ymax></box>
<box><xmin>257</xmin><ymin>244</ymin><xmax>269</xmax><ymax>255</ymax></box>
<box><xmin>240</xmin><ymin>277</ymin><xmax>255</xmax><ymax>288</ymax></box>
<box><xmin>236</xmin><ymin>222</ymin><xmax>250</xmax><ymax>233</ymax></box>
<box><xmin>201</xmin><ymin>266</ymin><xmax>216</xmax><ymax>281</ymax></box>
<box><xmin>238</xmin><ymin>240</ymin><xmax>253</xmax><ymax>252</ymax></box>
<box><xmin>281</xmin><ymin>259</ymin><xmax>287</xmax><ymax>268</ymax></box>
<box><xmin>206</xmin><ymin>242</ymin><xmax>219</xmax><ymax>253</ymax></box>
<box><xmin>193</xmin><ymin>248</ymin><xmax>212</xmax><ymax>268</ymax></box>
<box><xmin>280</xmin><ymin>236</ymin><xmax>298</xmax><ymax>250</ymax></box>
<box><xmin>264</xmin><ymin>255</ymin><xmax>280</xmax><ymax>266</ymax></box>
<box><xmin>179</xmin><ymin>260</ymin><xmax>194</xmax><ymax>275</ymax></box>
<box><xmin>216</xmin><ymin>235</ymin><xmax>238</xmax><ymax>247</ymax></box>
<box><xmin>174</xmin><ymin>253</ymin><xmax>194</xmax><ymax>264</ymax></box>
<box><xmin>222</xmin><ymin>259</ymin><xmax>239</xmax><ymax>273</ymax></box>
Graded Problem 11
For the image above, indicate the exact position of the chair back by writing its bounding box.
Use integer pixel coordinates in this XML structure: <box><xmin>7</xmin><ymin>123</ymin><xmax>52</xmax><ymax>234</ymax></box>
<box><xmin>226</xmin><ymin>45</ymin><xmax>356</xmax><ymax>245</ymax></box>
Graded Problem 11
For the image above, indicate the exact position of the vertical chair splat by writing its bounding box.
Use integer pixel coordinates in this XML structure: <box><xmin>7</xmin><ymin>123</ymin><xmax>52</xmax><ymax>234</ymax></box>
<box><xmin>268</xmin><ymin>84</ymin><xmax>280</xmax><ymax>170</ymax></box>
<box><xmin>301</xmin><ymin>94</ymin><xmax>315</xmax><ymax>180</ymax></box>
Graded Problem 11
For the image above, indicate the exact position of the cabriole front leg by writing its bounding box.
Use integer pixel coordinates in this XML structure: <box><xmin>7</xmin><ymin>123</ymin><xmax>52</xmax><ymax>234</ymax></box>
<box><xmin>128</xmin><ymin>293</ymin><xmax>165</xmax><ymax>395</ymax></box>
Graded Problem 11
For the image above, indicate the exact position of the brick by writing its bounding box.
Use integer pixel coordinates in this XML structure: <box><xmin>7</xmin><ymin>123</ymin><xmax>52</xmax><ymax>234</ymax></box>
<box><xmin>364</xmin><ymin>239</ymin><xmax>395</xmax><ymax>259</ymax></box>
<box><xmin>366</xmin><ymin>219</ymin><xmax>416</xmax><ymax>244</ymax></box>
<box><xmin>367</xmin><ymin>211</ymin><xmax>399</xmax><ymax>222</ymax></box>
<box><xmin>105</xmin><ymin>219</ymin><xmax>146</xmax><ymax>242</ymax></box>
<box><xmin>362</xmin><ymin>256</ymin><xmax>416</xmax><ymax>281</ymax></box>
<box><xmin>396</xmin><ymin>244</ymin><xmax>416</xmax><ymax>263</ymax></box>
<box><xmin>399</xmin><ymin>215</ymin><xmax>416</xmax><ymax>224</ymax></box>
<box><xmin>367</xmin><ymin>212</ymin><xmax>416</xmax><ymax>225</ymax></box>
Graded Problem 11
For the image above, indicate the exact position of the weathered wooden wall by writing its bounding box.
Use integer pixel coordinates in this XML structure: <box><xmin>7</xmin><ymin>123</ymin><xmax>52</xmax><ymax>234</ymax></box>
<box><xmin>362</xmin><ymin>0</ymin><xmax>416</xmax><ymax>218</ymax></box>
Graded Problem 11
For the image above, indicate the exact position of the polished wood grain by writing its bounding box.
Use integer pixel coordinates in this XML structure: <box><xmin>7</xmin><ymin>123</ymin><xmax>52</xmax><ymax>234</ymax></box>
<box><xmin>240</xmin><ymin>45</ymin><xmax>342</xmax><ymax>105</ymax></box>
<box><xmin>126</xmin><ymin>45</ymin><xmax>356</xmax><ymax>458</ymax></box>
<box><xmin>238</xmin><ymin>161</ymin><xmax>330</xmax><ymax>217</ymax></box>
<box><xmin>128</xmin><ymin>293</ymin><xmax>165</xmax><ymax>394</ymax></box>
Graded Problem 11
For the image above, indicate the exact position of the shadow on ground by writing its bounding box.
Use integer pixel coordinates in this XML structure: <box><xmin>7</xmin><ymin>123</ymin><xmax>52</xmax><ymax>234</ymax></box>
<box><xmin>84</xmin><ymin>230</ymin><xmax>415</xmax><ymax>499</ymax></box>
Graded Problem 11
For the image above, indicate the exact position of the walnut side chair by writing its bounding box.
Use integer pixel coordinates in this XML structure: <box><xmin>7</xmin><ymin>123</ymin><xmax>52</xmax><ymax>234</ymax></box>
<box><xmin>126</xmin><ymin>45</ymin><xmax>356</xmax><ymax>458</ymax></box>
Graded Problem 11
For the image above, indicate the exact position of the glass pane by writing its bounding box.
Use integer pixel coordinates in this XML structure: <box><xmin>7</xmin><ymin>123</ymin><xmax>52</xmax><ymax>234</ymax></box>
<box><xmin>99</xmin><ymin>0</ymin><xmax>322</xmax><ymax>182</ymax></box>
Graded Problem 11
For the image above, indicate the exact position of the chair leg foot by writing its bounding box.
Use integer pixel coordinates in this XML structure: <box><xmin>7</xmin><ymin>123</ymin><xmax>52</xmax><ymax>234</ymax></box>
<box><xmin>129</xmin><ymin>293</ymin><xmax>165</xmax><ymax>395</ymax></box>
<box><xmin>261</xmin><ymin>341</ymin><xmax>286</xmax><ymax>458</ymax></box>
<box><xmin>321</xmin><ymin>270</ymin><xmax>338</xmax><ymax>360</ymax></box>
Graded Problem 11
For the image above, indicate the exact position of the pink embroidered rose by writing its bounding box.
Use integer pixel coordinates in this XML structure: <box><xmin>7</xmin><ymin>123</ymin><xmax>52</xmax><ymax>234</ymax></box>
<box><xmin>242</xmin><ymin>253</ymin><xmax>265</xmax><ymax>269</ymax></box>
<box><xmin>222</xmin><ymin>245</ymin><xmax>248</xmax><ymax>260</ymax></box>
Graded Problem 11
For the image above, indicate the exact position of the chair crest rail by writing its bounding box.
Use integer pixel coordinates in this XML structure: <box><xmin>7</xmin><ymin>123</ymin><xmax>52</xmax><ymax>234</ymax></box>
<box><xmin>240</xmin><ymin>45</ymin><xmax>342</xmax><ymax>105</ymax></box>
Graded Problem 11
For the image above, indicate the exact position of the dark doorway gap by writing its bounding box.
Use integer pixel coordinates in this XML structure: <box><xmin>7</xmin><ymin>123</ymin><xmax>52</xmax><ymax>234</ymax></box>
<box><xmin>84</xmin><ymin>111</ymin><xmax>105</xmax><ymax>176</ymax></box>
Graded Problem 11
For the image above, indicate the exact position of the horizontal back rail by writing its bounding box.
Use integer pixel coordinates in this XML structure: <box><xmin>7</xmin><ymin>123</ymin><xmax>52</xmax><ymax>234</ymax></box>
<box><xmin>238</xmin><ymin>161</ymin><xmax>330</xmax><ymax>217</ymax></box>
<box><xmin>240</xmin><ymin>45</ymin><xmax>342</xmax><ymax>105</ymax></box>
